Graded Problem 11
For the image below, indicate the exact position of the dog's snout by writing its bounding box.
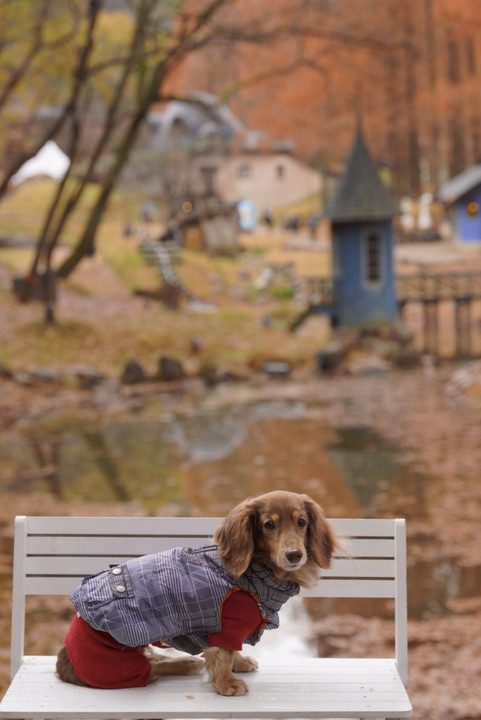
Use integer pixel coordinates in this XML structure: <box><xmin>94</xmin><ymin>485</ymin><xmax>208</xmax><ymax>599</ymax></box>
<box><xmin>286</xmin><ymin>549</ymin><xmax>303</xmax><ymax>565</ymax></box>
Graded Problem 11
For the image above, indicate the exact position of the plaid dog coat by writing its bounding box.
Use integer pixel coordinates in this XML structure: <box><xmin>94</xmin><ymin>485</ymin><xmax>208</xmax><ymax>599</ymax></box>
<box><xmin>70</xmin><ymin>545</ymin><xmax>300</xmax><ymax>652</ymax></box>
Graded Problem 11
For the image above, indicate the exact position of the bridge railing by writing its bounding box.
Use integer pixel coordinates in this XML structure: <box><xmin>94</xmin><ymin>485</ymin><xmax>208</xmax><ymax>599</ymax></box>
<box><xmin>396</xmin><ymin>272</ymin><xmax>481</xmax><ymax>303</ymax></box>
<box><xmin>305</xmin><ymin>272</ymin><xmax>481</xmax><ymax>306</ymax></box>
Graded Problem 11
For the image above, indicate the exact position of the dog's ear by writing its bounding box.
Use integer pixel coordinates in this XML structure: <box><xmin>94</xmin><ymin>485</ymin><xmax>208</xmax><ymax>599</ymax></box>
<box><xmin>302</xmin><ymin>495</ymin><xmax>338</xmax><ymax>569</ymax></box>
<box><xmin>214</xmin><ymin>499</ymin><xmax>256</xmax><ymax>576</ymax></box>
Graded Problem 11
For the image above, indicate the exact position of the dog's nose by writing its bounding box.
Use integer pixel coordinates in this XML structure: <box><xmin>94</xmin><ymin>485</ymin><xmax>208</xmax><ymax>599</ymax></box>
<box><xmin>286</xmin><ymin>550</ymin><xmax>303</xmax><ymax>564</ymax></box>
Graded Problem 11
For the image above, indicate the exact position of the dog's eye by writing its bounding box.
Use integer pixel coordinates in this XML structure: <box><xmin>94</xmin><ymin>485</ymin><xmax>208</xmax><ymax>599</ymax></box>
<box><xmin>298</xmin><ymin>517</ymin><xmax>307</xmax><ymax>527</ymax></box>
<box><xmin>264</xmin><ymin>520</ymin><xmax>276</xmax><ymax>530</ymax></box>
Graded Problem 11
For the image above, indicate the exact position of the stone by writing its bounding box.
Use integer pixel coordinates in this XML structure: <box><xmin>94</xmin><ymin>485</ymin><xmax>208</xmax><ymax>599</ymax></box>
<box><xmin>157</xmin><ymin>355</ymin><xmax>185</xmax><ymax>382</ymax></box>
<box><xmin>393</xmin><ymin>347</ymin><xmax>422</xmax><ymax>368</ymax></box>
<box><xmin>13</xmin><ymin>372</ymin><xmax>34</xmax><ymax>386</ymax></box>
<box><xmin>198</xmin><ymin>363</ymin><xmax>244</xmax><ymax>386</ymax></box>
<box><xmin>317</xmin><ymin>340</ymin><xmax>345</xmax><ymax>371</ymax></box>
<box><xmin>120</xmin><ymin>359</ymin><xmax>146</xmax><ymax>385</ymax></box>
<box><xmin>198</xmin><ymin>363</ymin><xmax>221</xmax><ymax>386</ymax></box>
<box><xmin>28</xmin><ymin>368</ymin><xmax>61</xmax><ymax>384</ymax></box>
<box><xmin>261</xmin><ymin>361</ymin><xmax>292</xmax><ymax>379</ymax></box>
<box><xmin>345</xmin><ymin>355</ymin><xmax>390</xmax><ymax>376</ymax></box>
<box><xmin>72</xmin><ymin>366</ymin><xmax>106</xmax><ymax>390</ymax></box>
<box><xmin>0</xmin><ymin>363</ymin><xmax>13</xmax><ymax>378</ymax></box>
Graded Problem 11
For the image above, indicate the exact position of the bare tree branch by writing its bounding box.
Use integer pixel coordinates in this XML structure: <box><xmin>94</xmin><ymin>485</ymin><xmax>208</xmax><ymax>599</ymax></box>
<box><xmin>0</xmin><ymin>1</ymin><xmax>81</xmax><ymax>113</ymax></box>
<box><xmin>0</xmin><ymin>0</ymin><xmax>101</xmax><ymax>197</ymax></box>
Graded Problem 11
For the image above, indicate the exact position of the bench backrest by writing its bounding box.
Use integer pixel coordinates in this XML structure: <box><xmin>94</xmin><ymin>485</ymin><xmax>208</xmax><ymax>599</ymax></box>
<box><xmin>11</xmin><ymin>516</ymin><xmax>407</xmax><ymax>683</ymax></box>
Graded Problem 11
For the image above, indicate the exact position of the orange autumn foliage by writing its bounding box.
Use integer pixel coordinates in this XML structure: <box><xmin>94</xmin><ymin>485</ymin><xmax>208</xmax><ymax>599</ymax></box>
<box><xmin>167</xmin><ymin>0</ymin><xmax>481</xmax><ymax>196</ymax></box>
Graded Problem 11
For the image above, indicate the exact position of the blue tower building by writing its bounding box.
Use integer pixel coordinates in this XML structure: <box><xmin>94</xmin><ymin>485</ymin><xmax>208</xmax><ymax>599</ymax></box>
<box><xmin>324</xmin><ymin>126</ymin><xmax>398</xmax><ymax>328</ymax></box>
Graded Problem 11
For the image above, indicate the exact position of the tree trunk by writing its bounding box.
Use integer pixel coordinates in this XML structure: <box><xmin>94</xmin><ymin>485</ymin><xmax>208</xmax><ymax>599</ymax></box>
<box><xmin>56</xmin><ymin>98</ymin><xmax>156</xmax><ymax>278</ymax></box>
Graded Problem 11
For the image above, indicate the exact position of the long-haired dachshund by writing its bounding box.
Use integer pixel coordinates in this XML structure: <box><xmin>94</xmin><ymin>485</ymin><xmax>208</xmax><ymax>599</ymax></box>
<box><xmin>57</xmin><ymin>490</ymin><xmax>341</xmax><ymax>696</ymax></box>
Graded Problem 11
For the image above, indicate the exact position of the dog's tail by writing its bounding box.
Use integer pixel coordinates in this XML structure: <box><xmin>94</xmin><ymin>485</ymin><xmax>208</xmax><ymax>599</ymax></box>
<box><xmin>56</xmin><ymin>645</ymin><xmax>89</xmax><ymax>686</ymax></box>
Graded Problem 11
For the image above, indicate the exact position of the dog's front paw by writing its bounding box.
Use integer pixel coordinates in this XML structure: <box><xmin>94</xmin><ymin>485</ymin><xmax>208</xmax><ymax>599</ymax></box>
<box><xmin>216</xmin><ymin>678</ymin><xmax>248</xmax><ymax>696</ymax></box>
<box><xmin>232</xmin><ymin>653</ymin><xmax>258</xmax><ymax>673</ymax></box>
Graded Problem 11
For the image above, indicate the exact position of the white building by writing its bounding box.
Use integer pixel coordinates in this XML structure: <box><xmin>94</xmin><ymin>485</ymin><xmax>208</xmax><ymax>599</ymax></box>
<box><xmin>201</xmin><ymin>151</ymin><xmax>322</xmax><ymax>213</ymax></box>
<box><xmin>142</xmin><ymin>93</ymin><xmax>322</xmax><ymax>215</ymax></box>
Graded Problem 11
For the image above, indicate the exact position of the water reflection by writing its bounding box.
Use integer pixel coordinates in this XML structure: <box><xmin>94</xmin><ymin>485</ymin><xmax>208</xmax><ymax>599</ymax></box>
<box><xmin>326</xmin><ymin>426</ymin><xmax>403</xmax><ymax>508</ymax></box>
<box><xmin>169</xmin><ymin>401</ymin><xmax>306</xmax><ymax>462</ymax></box>
<box><xmin>1</xmin><ymin>382</ymin><xmax>480</xmax><ymax>617</ymax></box>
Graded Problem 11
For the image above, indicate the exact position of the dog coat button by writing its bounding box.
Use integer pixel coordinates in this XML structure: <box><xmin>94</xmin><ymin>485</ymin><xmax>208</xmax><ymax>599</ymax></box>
<box><xmin>112</xmin><ymin>568</ymin><xmax>122</xmax><ymax>575</ymax></box>
<box><xmin>116</xmin><ymin>585</ymin><xmax>126</xmax><ymax>593</ymax></box>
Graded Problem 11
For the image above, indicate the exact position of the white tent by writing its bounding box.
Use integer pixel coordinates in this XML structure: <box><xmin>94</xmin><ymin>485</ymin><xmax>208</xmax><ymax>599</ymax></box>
<box><xmin>11</xmin><ymin>140</ymin><xmax>70</xmax><ymax>185</ymax></box>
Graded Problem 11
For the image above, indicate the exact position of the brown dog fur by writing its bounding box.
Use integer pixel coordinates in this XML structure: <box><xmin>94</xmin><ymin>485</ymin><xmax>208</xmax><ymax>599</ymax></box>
<box><xmin>56</xmin><ymin>491</ymin><xmax>341</xmax><ymax>695</ymax></box>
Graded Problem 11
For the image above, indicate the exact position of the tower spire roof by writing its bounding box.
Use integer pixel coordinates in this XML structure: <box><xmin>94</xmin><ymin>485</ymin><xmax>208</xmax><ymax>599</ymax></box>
<box><xmin>324</xmin><ymin>125</ymin><xmax>397</xmax><ymax>222</ymax></box>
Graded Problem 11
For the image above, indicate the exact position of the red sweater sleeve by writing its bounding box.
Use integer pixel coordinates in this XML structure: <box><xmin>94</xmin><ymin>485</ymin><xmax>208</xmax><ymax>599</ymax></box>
<box><xmin>208</xmin><ymin>589</ymin><xmax>263</xmax><ymax>651</ymax></box>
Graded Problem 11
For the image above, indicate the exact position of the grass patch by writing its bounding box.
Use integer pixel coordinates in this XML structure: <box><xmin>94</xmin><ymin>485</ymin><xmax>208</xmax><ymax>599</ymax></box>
<box><xmin>102</xmin><ymin>240</ymin><xmax>149</xmax><ymax>288</ymax></box>
<box><xmin>269</xmin><ymin>284</ymin><xmax>295</xmax><ymax>301</ymax></box>
<box><xmin>245</xmin><ymin>245</ymin><xmax>268</xmax><ymax>256</ymax></box>
<box><xmin>0</xmin><ymin>248</ymin><xmax>31</xmax><ymax>273</ymax></box>
<box><xmin>0</xmin><ymin>185</ymin><xmax>334</xmax><ymax>377</ymax></box>
<box><xmin>0</xmin><ymin>179</ymin><xmax>152</xmax><ymax>248</ymax></box>
<box><xmin>2</xmin><ymin>319</ymin><xmax>97</xmax><ymax>368</ymax></box>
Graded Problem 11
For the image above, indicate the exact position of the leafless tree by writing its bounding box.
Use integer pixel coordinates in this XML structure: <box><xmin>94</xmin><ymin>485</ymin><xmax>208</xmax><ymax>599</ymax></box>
<box><xmin>5</xmin><ymin>0</ymin><xmax>407</xmax><ymax>322</ymax></box>
<box><xmin>0</xmin><ymin>0</ymin><xmax>92</xmax><ymax>197</ymax></box>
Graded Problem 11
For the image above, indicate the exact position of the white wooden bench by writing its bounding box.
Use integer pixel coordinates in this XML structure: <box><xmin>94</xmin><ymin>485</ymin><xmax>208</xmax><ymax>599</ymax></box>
<box><xmin>0</xmin><ymin>516</ymin><xmax>412</xmax><ymax>719</ymax></box>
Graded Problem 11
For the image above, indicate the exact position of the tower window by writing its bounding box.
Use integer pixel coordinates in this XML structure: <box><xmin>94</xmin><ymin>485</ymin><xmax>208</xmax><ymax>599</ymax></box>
<box><xmin>363</xmin><ymin>231</ymin><xmax>383</xmax><ymax>284</ymax></box>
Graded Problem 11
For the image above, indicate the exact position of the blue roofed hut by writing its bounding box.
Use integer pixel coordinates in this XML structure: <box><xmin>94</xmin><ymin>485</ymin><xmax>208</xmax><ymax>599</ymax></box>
<box><xmin>438</xmin><ymin>164</ymin><xmax>481</xmax><ymax>244</ymax></box>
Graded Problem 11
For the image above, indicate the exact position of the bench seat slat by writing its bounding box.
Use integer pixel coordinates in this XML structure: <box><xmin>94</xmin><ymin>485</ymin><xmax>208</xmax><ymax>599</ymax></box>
<box><xmin>25</xmin><ymin>535</ymin><xmax>395</xmax><ymax>558</ymax></box>
<box><xmin>24</xmin><ymin>516</ymin><xmax>221</xmax><ymax>536</ymax></box>
<box><xmin>301</xmin><ymin>578</ymin><xmax>395</xmax><ymax>598</ymax></box>
<box><xmin>24</xmin><ymin>556</ymin><xmax>396</xmax><ymax>578</ymax></box>
<box><xmin>24</xmin><ymin>516</ymin><xmax>397</xmax><ymax>537</ymax></box>
<box><xmin>0</xmin><ymin>657</ymin><xmax>412</xmax><ymax>719</ymax></box>
<box><xmin>25</xmin><ymin>536</ymin><xmax>215</xmax><ymax>556</ymax></box>
<box><xmin>24</xmin><ymin>575</ymin><xmax>397</xmax><ymax>598</ymax></box>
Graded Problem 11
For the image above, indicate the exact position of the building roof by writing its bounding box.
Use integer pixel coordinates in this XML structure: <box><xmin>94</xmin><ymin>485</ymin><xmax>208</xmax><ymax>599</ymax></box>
<box><xmin>148</xmin><ymin>92</ymin><xmax>245</xmax><ymax>152</ymax></box>
<box><xmin>324</xmin><ymin>125</ymin><xmax>397</xmax><ymax>222</ymax></box>
<box><xmin>437</xmin><ymin>164</ymin><xmax>481</xmax><ymax>204</ymax></box>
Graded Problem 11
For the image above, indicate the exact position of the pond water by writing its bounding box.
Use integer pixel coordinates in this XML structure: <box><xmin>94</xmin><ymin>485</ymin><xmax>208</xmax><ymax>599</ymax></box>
<box><xmin>1</xmin><ymin>368</ymin><xmax>480</xmax><ymax>621</ymax></box>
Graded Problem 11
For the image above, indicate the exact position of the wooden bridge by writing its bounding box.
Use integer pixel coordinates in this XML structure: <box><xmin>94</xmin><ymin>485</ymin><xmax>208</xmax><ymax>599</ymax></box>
<box><xmin>396</xmin><ymin>272</ymin><xmax>481</xmax><ymax>303</ymax></box>
<box><xmin>297</xmin><ymin>271</ymin><xmax>481</xmax><ymax>356</ymax></box>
